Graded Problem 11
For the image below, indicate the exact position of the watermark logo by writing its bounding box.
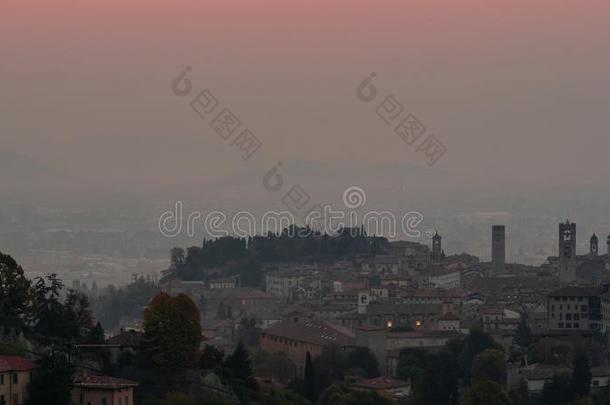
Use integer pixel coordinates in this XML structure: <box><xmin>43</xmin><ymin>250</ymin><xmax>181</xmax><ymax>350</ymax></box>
<box><xmin>356</xmin><ymin>72</ymin><xmax>447</xmax><ymax>166</ymax></box>
<box><xmin>343</xmin><ymin>186</ymin><xmax>367</xmax><ymax>209</ymax></box>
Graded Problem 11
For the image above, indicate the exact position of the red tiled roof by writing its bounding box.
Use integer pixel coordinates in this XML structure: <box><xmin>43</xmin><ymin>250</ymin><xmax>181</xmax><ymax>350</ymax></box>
<box><xmin>355</xmin><ymin>377</ymin><xmax>409</xmax><ymax>390</ymax></box>
<box><xmin>0</xmin><ymin>356</ymin><xmax>38</xmax><ymax>373</ymax></box>
<box><xmin>107</xmin><ymin>330</ymin><xmax>143</xmax><ymax>346</ymax></box>
<box><xmin>72</xmin><ymin>372</ymin><xmax>138</xmax><ymax>389</ymax></box>
<box><xmin>262</xmin><ymin>320</ymin><xmax>355</xmax><ymax>347</ymax></box>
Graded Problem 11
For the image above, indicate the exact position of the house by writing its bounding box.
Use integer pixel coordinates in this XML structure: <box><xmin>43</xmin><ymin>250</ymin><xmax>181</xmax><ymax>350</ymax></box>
<box><xmin>519</xmin><ymin>364</ymin><xmax>569</xmax><ymax>393</ymax></box>
<box><xmin>519</xmin><ymin>364</ymin><xmax>610</xmax><ymax>393</ymax></box>
<box><xmin>0</xmin><ymin>356</ymin><xmax>38</xmax><ymax>405</ymax></box>
<box><xmin>260</xmin><ymin>320</ymin><xmax>355</xmax><ymax>375</ymax></box>
<box><xmin>71</xmin><ymin>372</ymin><xmax>138</xmax><ymax>405</ymax></box>
<box><xmin>547</xmin><ymin>286</ymin><xmax>602</xmax><ymax>331</ymax></box>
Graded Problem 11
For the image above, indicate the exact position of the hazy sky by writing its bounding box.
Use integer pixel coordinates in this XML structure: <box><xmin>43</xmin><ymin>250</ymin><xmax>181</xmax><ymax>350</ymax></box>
<box><xmin>2</xmin><ymin>0</ymin><xmax>610</xmax><ymax>193</ymax></box>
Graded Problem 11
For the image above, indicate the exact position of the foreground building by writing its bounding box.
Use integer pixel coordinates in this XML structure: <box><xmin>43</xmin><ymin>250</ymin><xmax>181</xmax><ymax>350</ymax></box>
<box><xmin>0</xmin><ymin>356</ymin><xmax>38</xmax><ymax>405</ymax></box>
<box><xmin>260</xmin><ymin>320</ymin><xmax>355</xmax><ymax>375</ymax></box>
<box><xmin>71</xmin><ymin>372</ymin><xmax>138</xmax><ymax>405</ymax></box>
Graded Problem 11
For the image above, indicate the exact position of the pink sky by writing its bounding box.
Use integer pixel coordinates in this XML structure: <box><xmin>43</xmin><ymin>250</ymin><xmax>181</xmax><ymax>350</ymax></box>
<box><xmin>2</xmin><ymin>0</ymin><xmax>610</xmax><ymax>190</ymax></box>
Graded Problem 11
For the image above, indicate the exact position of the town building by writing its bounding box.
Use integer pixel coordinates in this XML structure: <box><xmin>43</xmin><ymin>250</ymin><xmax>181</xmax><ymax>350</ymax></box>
<box><xmin>260</xmin><ymin>320</ymin><xmax>355</xmax><ymax>375</ymax></box>
<box><xmin>0</xmin><ymin>356</ymin><xmax>38</xmax><ymax>405</ymax></box>
<box><xmin>71</xmin><ymin>372</ymin><xmax>138</xmax><ymax>405</ymax></box>
<box><xmin>547</xmin><ymin>286</ymin><xmax>601</xmax><ymax>331</ymax></box>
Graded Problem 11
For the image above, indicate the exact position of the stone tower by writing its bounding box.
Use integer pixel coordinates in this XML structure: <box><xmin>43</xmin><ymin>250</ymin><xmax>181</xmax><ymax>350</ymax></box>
<box><xmin>431</xmin><ymin>231</ymin><xmax>442</xmax><ymax>264</ymax></box>
<box><xmin>558</xmin><ymin>220</ymin><xmax>577</xmax><ymax>282</ymax></box>
<box><xmin>491</xmin><ymin>225</ymin><xmax>506</xmax><ymax>274</ymax></box>
<box><xmin>590</xmin><ymin>234</ymin><xmax>598</xmax><ymax>256</ymax></box>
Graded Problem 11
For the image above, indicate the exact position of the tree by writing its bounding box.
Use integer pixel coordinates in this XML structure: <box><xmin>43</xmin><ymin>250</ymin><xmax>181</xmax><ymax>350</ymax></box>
<box><xmin>236</xmin><ymin>317</ymin><xmax>259</xmax><ymax>348</ymax></box>
<box><xmin>515</xmin><ymin>316</ymin><xmax>532</xmax><ymax>348</ymax></box>
<box><xmin>542</xmin><ymin>372</ymin><xmax>574</xmax><ymax>405</ymax></box>
<box><xmin>304</xmin><ymin>351</ymin><xmax>316</xmax><ymax>402</ymax></box>
<box><xmin>462</xmin><ymin>380</ymin><xmax>507</xmax><ymax>405</ymax></box>
<box><xmin>396</xmin><ymin>348</ymin><xmax>426</xmax><ymax>381</ymax></box>
<box><xmin>86</xmin><ymin>321</ymin><xmax>105</xmax><ymax>344</ymax></box>
<box><xmin>32</xmin><ymin>274</ymin><xmax>65</xmax><ymax>338</ymax></box>
<box><xmin>224</xmin><ymin>342</ymin><xmax>258</xmax><ymax>389</ymax></box>
<box><xmin>508</xmin><ymin>378</ymin><xmax>529</xmax><ymax>405</ymax></box>
<box><xmin>314</xmin><ymin>345</ymin><xmax>348</xmax><ymax>395</ymax></box>
<box><xmin>458</xmin><ymin>328</ymin><xmax>502</xmax><ymax>384</ymax></box>
<box><xmin>571</xmin><ymin>352</ymin><xmax>592</xmax><ymax>397</ymax></box>
<box><xmin>224</xmin><ymin>342</ymin><xmax>258</xmax><ymax>403</ymax></box>
<box><xmin>142</xmin><ymin>293</ymin><xmax>201</xmax><ymax>370</ymax></box>
<box><xmin>346</xmin><ymin>347</ymin><xmax>379</xmax><ymax>378</ymax></box>
<box><xmin>412</xmin><ymin>350</ymin><xmax>459</xmax><ymax>405</ymax></box>
<box><xmin>200</xmin><ymin>344</ymin><xmax>224</xmax><ymax>371</ymax></box>
<box><xmin>0</xmin><ymin>252</ymin><xmax>32</xmax><ymax>331</ymax></box>
<box><xmin>472</xmin><ymin>349</ymin><xmax>506</xmax><ymax>384</ymax></box>
<box><xmin>25</xmin><ymin>355</ymin><xmax>73</xmax><ymax>405</ymax></box>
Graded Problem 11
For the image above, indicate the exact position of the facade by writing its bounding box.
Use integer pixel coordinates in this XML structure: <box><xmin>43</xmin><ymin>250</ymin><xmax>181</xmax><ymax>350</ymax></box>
<box><xmin>71</xmin><ymin>372</ymin><xmax>137</xmax><ymax>405</ymax></box>
<box><xmin>265</xmin><ymin>270</ymin><xmax>304</xmax><ymax>298</ymax></box>
<box><xmin>265</xmin><ymin>269</ymin><xmax>321</xmax><ymax>299</ymax></box>
<box><xmin>208</xmin><ymin>276</ymin><xmax>238</xmax><ymax>289</ymax></box>
<box><xmin>547</xmin><ymin>286</ymin><xmax>601</xmax><ymax>331</ymax></box>
<box><xmin>0</xmin><ymin>356</ymin><xmax>38</xmax><ymax>405</ymax></box>
<box><xmin>425</xmin><ymin>268</ymin><xmax>461</xmax><ymax>290</ymax></box>
<box><xmin>361</xmin><ymin>255</ymin><xmax>401</xmax><ymax>274</ymax></box>
<box><xmin>491</xmin><ymin>225</ymin><xmax>506</xmax><ymax>274</ymax></box>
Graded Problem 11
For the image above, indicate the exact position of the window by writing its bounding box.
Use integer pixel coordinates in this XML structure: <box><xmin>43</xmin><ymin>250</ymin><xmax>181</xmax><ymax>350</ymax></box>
<box><xmin>566</xmin><ymin>314</ymin><xmax>572</xmax><ymax>320</ymax></box>
<box><xmin>558</xmin><ymin>323</ymin><xmax>564</xmax><ymax>328</ymax></box>
<box><xmin>119</xmin><ymin>398</ymin><xmax>123</xmax><ymax>405</ymax></box>
<box><xmin>0</xmin><ymin>374</ymin><xmax>3</xmax><ymax>385</ymax></box>
<box><xmin>102</xmin><ymin>399</ymin><xmax>108</xmax><ymax>405</ymax></box>
<box><xmin>574</xmin><ymin>314</ymin><xmax>580</xmax><ymax>320</ymax></box>
<box><xmin>593</xmin><ymin>380</ymin><xmax>600</xmax><ymax>386</ymax></box>
<box><xmin>566</xmin><ymin>323</ymin><xmax>572</xmax><ymax>328</ymax></box>
<box><xmin>12</xmin><ymin>373</ymin><xmax>17</xmax><ymax>384</ymax></box>
<box><xmin>574</xmin><ymin>323</ymin><xmax>580</xmax><ymax>329</ymax></box>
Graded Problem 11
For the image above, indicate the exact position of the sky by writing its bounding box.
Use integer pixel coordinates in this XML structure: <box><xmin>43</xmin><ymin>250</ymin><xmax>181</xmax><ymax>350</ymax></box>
<box><xmin>2</xmin><ymin>0</ymin><xmax>610</xmax><ymax>194</ymax></box>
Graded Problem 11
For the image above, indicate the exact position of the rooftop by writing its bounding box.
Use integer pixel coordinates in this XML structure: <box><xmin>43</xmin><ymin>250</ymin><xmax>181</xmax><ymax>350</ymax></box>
<box><xmin>0</xmin><ymin>356</ymin><xmax>38</xmax><ymax>373</ymax></box>
<box><xmin>354</xmin><ymin>377</ymin><xmax>409</xmax><ymax>390</ymax></box>
<box><xmin>72</xmin><ymin>372</ymin><xmax>138</xmax><ymax>389</ymax></box>
<box><xmin>262</xmin><ymin>320</ymin><xmax>355</xmax><ymax>347</ymax></box>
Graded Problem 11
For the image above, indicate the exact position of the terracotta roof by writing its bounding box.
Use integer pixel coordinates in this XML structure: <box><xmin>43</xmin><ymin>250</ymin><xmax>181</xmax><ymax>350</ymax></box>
<box><xmin>592</xmin><ymin>366</ymin><xmax>610</xmax><ymax>377</ymax></box>
<box><xmin>107</xmin><ymin>330</ymin><xmax>143</xmax><ymax>346</ymax></box>
<box><xmin>262</xmin><ymin>320</ymin><xmax>355</xmax><ymax>346</ymax></box>
<box><xmin>0</xmin><ymin>356</ymin><xmax>38</xmax><ymax>373</ymax></box>
<box><xmin>72</xmin><ymin>372</ymin><xmax>138</xmax><ymax>389</ymax></box>
<box><xmin>354</xmin><ymin>377</ymin><xmax>409</xmax><ymax>390</ymax></box>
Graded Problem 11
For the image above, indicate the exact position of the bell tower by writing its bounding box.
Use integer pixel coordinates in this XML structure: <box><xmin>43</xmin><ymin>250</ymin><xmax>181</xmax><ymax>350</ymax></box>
<box><xmin>590</xmin><ymin>234</ymin><xmax>598</xmax><ymax>256</ymax></box>
<box><xmin>558</xmin><ymin>220</ymin><xmax>577</xmax><ymax>282</ymax></box>
<box><xmin>431</xmin><ymin>231</ymin><xmax>442</xmax><ymax>264</ymax></box>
